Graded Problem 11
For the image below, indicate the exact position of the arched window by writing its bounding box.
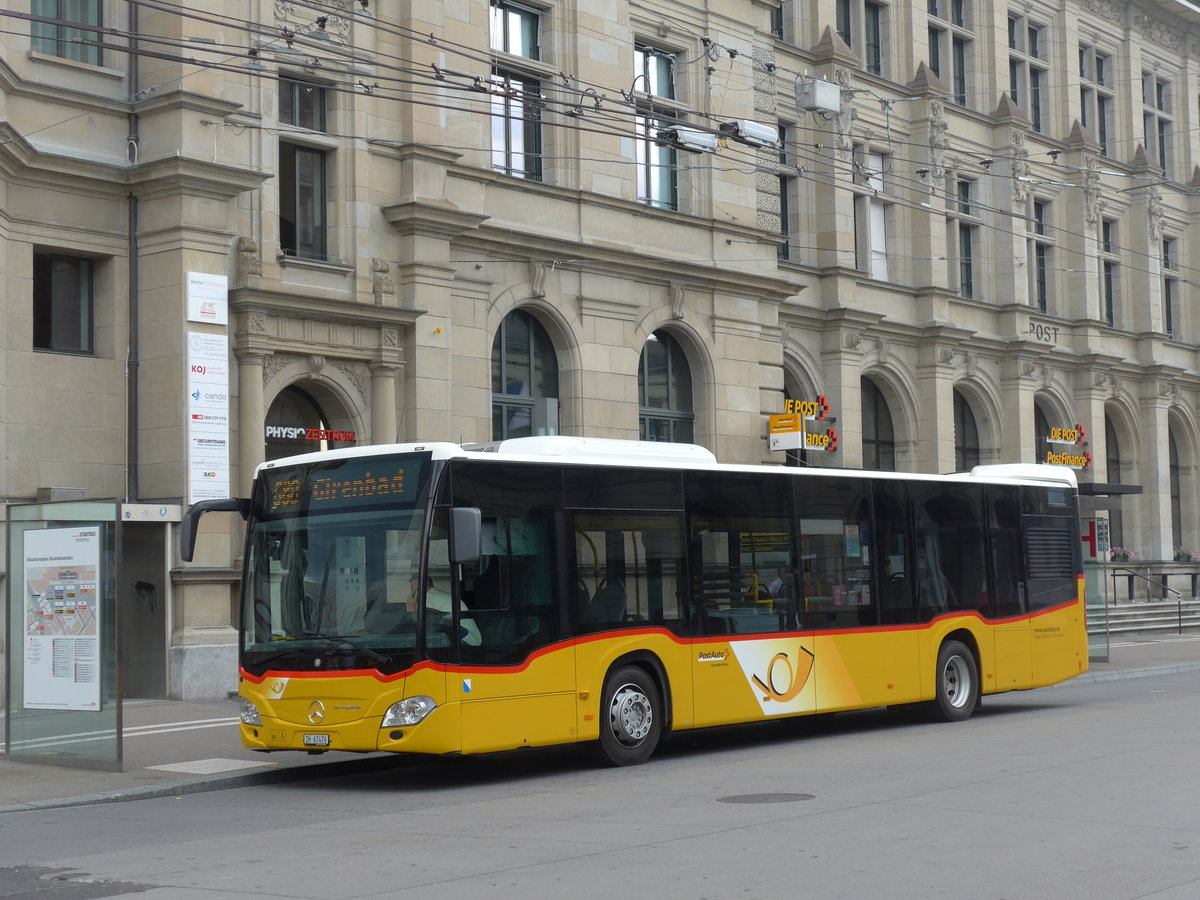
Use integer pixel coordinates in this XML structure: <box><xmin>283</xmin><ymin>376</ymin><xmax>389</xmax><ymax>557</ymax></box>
<box><xmin>1105</xmin><ymin>414</ymin><xmax>1124</xmax><ymax>548</ymax></box>
<box><xmin>265</xmin><ymin>385</ymin><xmax>351</xmax><ymax>461</ymax></box>
<box><xmin>954</xmin><ymin>389</ymin><xmax>980</xmax><ymax>471</ymax></box>
<box><xmin>861</xmin><ymin>376</ymin><xmax>895</xmax><ymax>470</ymax></box>
<box><xmin>1034</xmin><ymin>403</ymin><xmax>1051</xmax><ymax>463</ymax></box>
<box><xmin>492</xmin><ymin>309</ymin><xmax>558</xmax><ymax>440</ymax></box>
<box><xmin>639</xmin><ymin>331</ymin><xmax>694</xmax><ymax>442</ymax></box>
<box><xmin>1170</xmin><ymin>430</ymin><xmax>1182</xmax><ymax>551</ymax></box>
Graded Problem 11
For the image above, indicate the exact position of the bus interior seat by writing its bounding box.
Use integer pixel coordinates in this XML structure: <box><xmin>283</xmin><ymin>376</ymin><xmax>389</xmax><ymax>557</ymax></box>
<box><xmin>589</xmin><ymin>579</ymin><xmax>627</xmax><ymax>622</ymax></box>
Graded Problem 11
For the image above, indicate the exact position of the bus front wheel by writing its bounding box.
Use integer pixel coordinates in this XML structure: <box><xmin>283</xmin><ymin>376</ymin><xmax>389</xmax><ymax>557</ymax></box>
<box><xmin>930</xmin><ymin>640</ymin><xmax>979</xmax><ymax>722</ymax></box>
<box><xmin>597</xmin><ymin>666</ymin><xmax>662</xmax><ymax>766</ymax></box>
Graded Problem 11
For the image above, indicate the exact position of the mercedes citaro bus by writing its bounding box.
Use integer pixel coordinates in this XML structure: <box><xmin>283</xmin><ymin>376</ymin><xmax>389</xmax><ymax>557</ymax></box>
<box><xmin>183</xmin><ymin>436</ymin><xmax>1087</xmax><ymax>766</ymax></box>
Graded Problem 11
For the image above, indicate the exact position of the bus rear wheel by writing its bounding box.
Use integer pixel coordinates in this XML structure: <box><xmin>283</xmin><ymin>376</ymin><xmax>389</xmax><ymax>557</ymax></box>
<box><xmin>597</xmin><ymin>666</ymin><xmax>662</xmax><ymax>766</ymax></box>
<box><xmin>930</xmin><ymin>640</ymin><xmax>979</xmax><ymax>722</ymax></box>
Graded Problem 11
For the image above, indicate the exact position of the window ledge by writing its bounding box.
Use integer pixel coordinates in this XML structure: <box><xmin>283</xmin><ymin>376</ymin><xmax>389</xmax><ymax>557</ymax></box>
<box><xmin>28</xmin><ymin>50</ymin><xmax>125</xmax><ymax>80</ymax></box>
<box><xmin>277</xmin><ymin>253</ymin><xmax>354</xmax><ymax>275</ymax></box>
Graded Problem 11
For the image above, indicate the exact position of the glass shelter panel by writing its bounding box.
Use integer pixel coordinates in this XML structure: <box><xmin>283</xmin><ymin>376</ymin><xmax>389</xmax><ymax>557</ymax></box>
<box><xmin>5</xmin><ymin>501</ymin><xmax>119</xmax><ymax>769</ymax></box>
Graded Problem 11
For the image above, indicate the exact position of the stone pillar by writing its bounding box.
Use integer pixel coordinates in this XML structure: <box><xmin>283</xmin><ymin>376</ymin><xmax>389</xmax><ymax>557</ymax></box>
<box><xmin>999</xmin><ymin>350</ymin><xmax>1045</xmax><ymax>464</ymax></box>
<box><xmin>370</xmin><ymin>361</ymin><xmax>402</xmax><ymax>445</ymax></box>
<box><xmin>1139</xmin><ymin>373</ymin><xmax>1180</xmax><ymax>559</ymax></box>
<box><xmin>234</xmin><ymin>348</ymin><xmax>269</xmax><ymax>496</ymax></box>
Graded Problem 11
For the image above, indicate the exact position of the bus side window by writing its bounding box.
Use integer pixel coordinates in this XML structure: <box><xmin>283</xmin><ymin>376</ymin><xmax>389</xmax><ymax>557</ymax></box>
<box><xmin>912</xmin><ymin>482</ymin><xmax>988</xmax><ymax>620</ymax></box>
<box><xmin>449</xmin><ymin>462</ymin><xmax>563</xmax><ymax>665</ymax></box>
<box><xmin>685</xmin><ymin>471</ymin><xmax>795</xmax><ymax>636</ymax></box>
<box><xmin>572</xmin><ymin>512</ymin><xmax>686</xmax><ymax>636</ymax></box>
<box><xmin>794</xmin><ymin>475</ymin><xmax>874</xmax><ymax>630</ymax></box>
<box><xmin>988</xmin><ymin>486</ymin><xmax>1024</xmax><ymax>618</ymax></box>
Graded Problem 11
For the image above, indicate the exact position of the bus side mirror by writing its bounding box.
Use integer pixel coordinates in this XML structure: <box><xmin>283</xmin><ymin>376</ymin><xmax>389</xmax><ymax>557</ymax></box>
<box><xmin>449</xmin><ymin>507</ymin><xmax>482</xmax><ymax>566</ymax></box>
<box><xmin>180</xmin><ymin>498</ymin><xmax>251</xmax><ymax>562</ymax></box>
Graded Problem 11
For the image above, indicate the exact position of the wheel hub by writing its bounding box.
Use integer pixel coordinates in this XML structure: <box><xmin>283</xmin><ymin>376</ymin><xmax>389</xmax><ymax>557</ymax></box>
<box><xmin>610</xmin><ymin>684</ymin><xmax>652</xmax><ymax>744</ymax></box>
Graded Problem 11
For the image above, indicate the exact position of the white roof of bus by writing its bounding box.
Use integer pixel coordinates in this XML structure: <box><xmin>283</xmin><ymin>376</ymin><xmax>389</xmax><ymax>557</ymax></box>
<box><xmin>257</xmin><ymin>436</ymin><xmax>1077</xmax><ymax>490</ymax></box>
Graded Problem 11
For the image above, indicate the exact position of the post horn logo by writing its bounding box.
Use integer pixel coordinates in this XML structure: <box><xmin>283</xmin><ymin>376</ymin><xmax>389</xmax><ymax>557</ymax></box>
<box><xmin>750</xmin><ymin>647</ymin><xmax>815</xmax><ymax>703</ymax></box>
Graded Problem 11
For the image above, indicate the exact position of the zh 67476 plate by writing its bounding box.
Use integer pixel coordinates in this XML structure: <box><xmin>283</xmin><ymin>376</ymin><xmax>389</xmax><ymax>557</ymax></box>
<box><xmin>302</xmin><ymin>733</ymin><xmax>331</xmax><ymax>747</ymax></box>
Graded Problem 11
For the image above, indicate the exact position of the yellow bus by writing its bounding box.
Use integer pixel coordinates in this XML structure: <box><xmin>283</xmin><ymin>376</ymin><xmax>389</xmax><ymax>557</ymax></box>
<box><xmin>182</xmin><ymin>436</ymin><xmax>1087</xmax><ymax>766</ymax></box>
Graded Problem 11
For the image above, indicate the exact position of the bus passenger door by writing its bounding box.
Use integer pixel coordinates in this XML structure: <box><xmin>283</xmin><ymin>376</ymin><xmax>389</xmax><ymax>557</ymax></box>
<box><xmin>990</xmin><ymin>487</ymin><xmax>1032</xmax><ymax>690</ymax></box>
<box><xmin>429</xmin><ymin>466</ymin><xmax>578</xmax><ymax>755</ymax></box>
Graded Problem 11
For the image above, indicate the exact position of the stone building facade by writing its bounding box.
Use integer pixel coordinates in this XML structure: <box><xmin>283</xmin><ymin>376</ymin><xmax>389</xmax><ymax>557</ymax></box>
<box><xmin>2</xmin><ymin>0</ymin><xmax>1199</xmax><ymax>698</ymax></box>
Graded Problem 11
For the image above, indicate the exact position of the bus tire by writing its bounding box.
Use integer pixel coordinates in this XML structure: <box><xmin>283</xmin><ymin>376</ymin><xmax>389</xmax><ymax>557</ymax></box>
<box><xmin>930</xmin><ymin>640</ymin><xmax>979</xmax><ymax>723</ymax></box>
<box><xmin>597</xmin><ymin>666</ymin><xmax>662</xmax><ymax>766</ymax></box>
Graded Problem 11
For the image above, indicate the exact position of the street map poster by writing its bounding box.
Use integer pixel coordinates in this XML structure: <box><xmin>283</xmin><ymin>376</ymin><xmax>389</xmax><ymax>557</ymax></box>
<box><xmin>22</xmin><ymin>527</ymin><xmax>103</xmax><ymax>711</ymax></box>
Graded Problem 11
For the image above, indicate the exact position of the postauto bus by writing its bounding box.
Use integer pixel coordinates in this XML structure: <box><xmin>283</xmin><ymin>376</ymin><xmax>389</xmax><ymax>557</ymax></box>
<box><xmin>182</xmin><ymin>436</ymin><xmax>1087</xmax><ymax>766</ymax></box>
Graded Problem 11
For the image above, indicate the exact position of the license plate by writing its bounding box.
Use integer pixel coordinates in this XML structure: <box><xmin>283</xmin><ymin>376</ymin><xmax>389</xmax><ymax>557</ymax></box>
<box><xmin>302</xmin><ymin>733</ymin><xmax>330</xmax><ymax>747</ymax></box>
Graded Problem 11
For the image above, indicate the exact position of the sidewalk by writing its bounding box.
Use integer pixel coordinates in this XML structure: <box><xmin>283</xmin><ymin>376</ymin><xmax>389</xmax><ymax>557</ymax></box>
<box><xmin>3</xmin><ymin>633</ymin><xmax>1199</xmax><ymax>813</ymax></box>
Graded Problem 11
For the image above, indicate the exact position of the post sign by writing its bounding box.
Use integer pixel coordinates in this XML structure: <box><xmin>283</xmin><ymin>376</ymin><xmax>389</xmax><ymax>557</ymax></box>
<box><xmin>1043</xmin><ymin>422</ymin><xmax>1090</xmax><ymax>470</ymax></box>
<box><xmin>770</xmin><ymin>398</ymin><xmax>838</xmax><ymax>454</ymax></box>
<box><xmin>769</xmin><ymin>414</ymin><xmax>802</xmax><ymax>451</ymax></box>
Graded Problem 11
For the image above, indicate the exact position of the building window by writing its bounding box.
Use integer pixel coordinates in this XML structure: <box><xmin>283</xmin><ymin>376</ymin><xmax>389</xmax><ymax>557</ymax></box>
<box><xmin>837</xmin><ymin>1</ymin><xmax>885</xmax><ymax>76</ymax></box>
<box><xmin>948</xmin><ymin>178</ymin><xmax>980</xmax><ymax>299</ymax></box>
<box><xmin>265</xmin><ymin>386</ymin><xmax>352</xmax><ymax>461</ymax></box>
<box><xmin>1008</xmin><ymin>15</ymin><xmax>1047</xmax><ymax>132</ymax></box>
<box><xmin>491</xmin><ymin>71</ymin><xmax>543</xmax><ymax>180</ymax></box>
<box><xmin>633</xmin><ymin>43</ymin><xmax>681</xmax><ymax>210</ymax></box>
<box><xmin>1100</xmin><ymin>218</ymin><xmax>1118</xmax><ymax>327</ymax></box>
<box><xmin>490</xmin><ymin>0</ymin><xmax>539</xmax><ymax>58</ymax></box>
<box><xmin>770</xmin><ymin>2</ymin><xmax>786</xmax><ymax>40</ymax></box>
<box><xmin>1169</xmin><ymin>430</ymin><xmax>1182</xmax><ymax>550</ymax></box>
<box><xmin>929</xmin><ymin>1</ymin><xmax>972</xmax><ymax>107</ymax></box>
<box><xmin>1034</xmin><ymin>403</ymin><xmax>1051</xmax><ymax>462</ymax></box>
<box><xmin>492</xmin><ymin>309</ymin><xmax>559</xmax><ymax>440</ymax></box>
<box><xmin>33</xmin><ymin>251</ymin><xmax>93</xmax><ymax>354</ymax></box>
<box><xmin>861</xmin><ymin>377</ymin><xmax>896</xmax><ymax>470</ymax></box>
<box><xmin>279</xmin><ymin>79</ymin><xmax>329</xmax><ymax>260</ymax></box>
<box><xmin>31</xmin><ymin>0</ymin><xmax>101</xmax><ymax>65</ymax></box>
<box><xmin>1079</xmin><ymin>44</ymin><xmax>1112</xmax><ymax>155</ymax></box>
<box><xmin>1142</xmin><ymin>72</ymin><xmax>1173</xmax><ymax>175</ymax></box>
<box><xmin>639</xmin><ymin>331</ymin><xmax>693</xmax><ymax>442</ymax></box>
<box><xmin>954</xmin><ymin>389</ymin><xmax>980</xmax><ymax>471</ymax></box>
<box><xmin>490</xmin><ymin>2</ymin><xmax>544</xmax><ymax>181</ymax></box>
<box><xmin>1105</xmin><ymin>415</ymin><xmax>1124</xmax><ymax>548</ymax></box>
<box><xmin>853</xmin><ymin>148</ymin><xmax>891</xmax><ymax>280</ymax></box>
<box><xmin>777</xmin><ymin>124</ymin><xmax>795</xmax><ymax>260</ymax></box>
<box><xmin>1163</xmin><ymin>238</ymin><xmax>1179</xmax><ymax>338</ymax></box>
<box><xmin>1029</xmin><ymin>199</ymin><xmax>1053</xmax><ymax>313</ymax></box>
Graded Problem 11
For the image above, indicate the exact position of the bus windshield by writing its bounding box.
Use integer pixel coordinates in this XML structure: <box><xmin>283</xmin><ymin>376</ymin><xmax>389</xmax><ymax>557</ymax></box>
<box><xmin>240</xmin><ymin>453</ymin><xmax>433</xmax><ymax>675</ymax></box>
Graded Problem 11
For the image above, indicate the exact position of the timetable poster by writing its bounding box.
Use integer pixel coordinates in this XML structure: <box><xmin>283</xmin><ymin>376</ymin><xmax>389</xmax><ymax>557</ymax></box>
<box><xmin>22</xmin><ymin>527</ymin><xmax>103</xmax><ymax>711</ymax></box>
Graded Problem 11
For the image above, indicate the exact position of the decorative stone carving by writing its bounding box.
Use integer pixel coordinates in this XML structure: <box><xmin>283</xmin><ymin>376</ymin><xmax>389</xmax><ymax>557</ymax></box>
<box><xmin>1146</xmin><ymin>188</ymin><xmax>1164</xmax><ymax>243</ymax></box>
<box><xmin>929</xmin><ymin>101</ymin><xmax>949</xmax><ymax>185</ymax></box>
<box><xmin>834</xmin><ymin>68</ymin><xmax>856</xmax><ymax>162</ymax></box>
<box><xmin>248</xmin><ymin>313</ymin><xmax>268</xmax><ymax>334</ymax></box>
<box><xmin>1082</xmin><ymin>160</ymin><xmax>1106</xmax><ymax>230</ymax></box>
<box><xmin>371</xmin><ymin>258</ymin><xmax>394</xmax><ymax>304</ymax></box>
<box><xmin>529</xmin><ymin>261</ymin><xmax>548</xmax><ymax>299</ymax></box>
<box><xmin>334</xmin><ymin>361</ymin><xmax>368</xmax><ymax>398</ymax></box>
<box><xmin>844</xmin><ymin>331</ymin><xmax>861</xmax><ymax>350</ymax></box>
<box><xmin>1010</xmin><ymin>132</ymin><xmax>1030</xmax><ymax>205</ymax></box>
<box><xmin>309</xmin><ymin>355</ymin><xmax>326</xmax><ymax>377</ymax></box>
<box><xmin>382</xmin><ymin>327</ymin><xmax>399</xmax><ymax>349</ymax></box>
<box><xmin>237</xmin><ymin>238</ymin><xmax>261</xmax><ymax>282</ymax></box>
<box><xmin>274</xmin><ymin>0</ymin><xmax>352</xmax><ymax>43</ymax></box>
<box><xmin>263</xmin><ymin>354</ymin><xmax>291</xmax><ymax>385</ymax></box>
<box><xmin>669</xmin><ymin>284</ymin><xmax>685</xmax><ymax>320</ymax></box>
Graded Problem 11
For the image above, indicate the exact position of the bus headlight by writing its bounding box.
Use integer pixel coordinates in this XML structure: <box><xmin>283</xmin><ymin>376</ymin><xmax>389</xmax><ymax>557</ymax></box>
<box><xmin>240</xmin><ymin>699</ymin><xmax>263</xmax><ymax>726</ymax></box>
<box><xmin>382</xmin><ymin>696</ymin><xmax>436</xmax><ymax>727</ymax></box>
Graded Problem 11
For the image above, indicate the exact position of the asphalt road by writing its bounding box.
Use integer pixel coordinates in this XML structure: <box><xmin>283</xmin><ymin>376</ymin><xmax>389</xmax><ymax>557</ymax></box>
<box><xmin>2</xmin><ymin>671</ymin><xmax>1199</xmax><ymax>899</ymax></box>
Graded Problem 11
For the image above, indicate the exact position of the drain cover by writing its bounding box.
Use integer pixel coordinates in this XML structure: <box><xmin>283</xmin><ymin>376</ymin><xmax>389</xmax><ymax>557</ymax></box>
<box><xmin>717</xmin><ymin>792</ymin><xmax>815</xmax><ymax>804</ymax></box>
